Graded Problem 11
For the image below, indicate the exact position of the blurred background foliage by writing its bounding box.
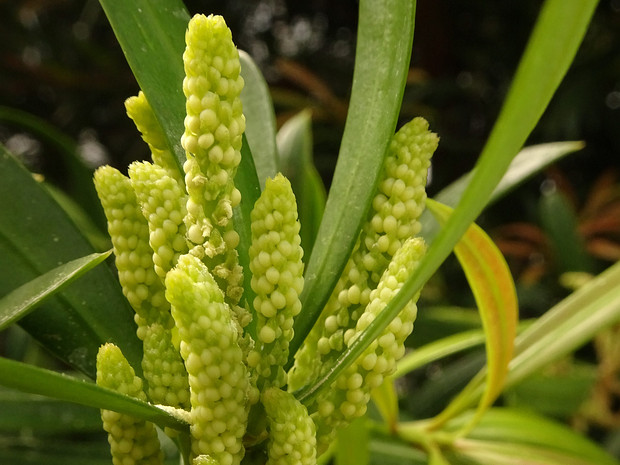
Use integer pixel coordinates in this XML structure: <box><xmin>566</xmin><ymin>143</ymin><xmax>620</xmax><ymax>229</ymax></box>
<box><xmin>1</xmin><ymin>0</ymin><xmax>620</xmax><ymax>461</ymax></box>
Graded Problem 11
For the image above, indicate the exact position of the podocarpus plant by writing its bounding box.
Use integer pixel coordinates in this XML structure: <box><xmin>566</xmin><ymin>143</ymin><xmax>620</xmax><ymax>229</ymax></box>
<box><xmin>1</xmin><ymin>0</ymin><xmax>619</xmax><ymax>464</ymax></box>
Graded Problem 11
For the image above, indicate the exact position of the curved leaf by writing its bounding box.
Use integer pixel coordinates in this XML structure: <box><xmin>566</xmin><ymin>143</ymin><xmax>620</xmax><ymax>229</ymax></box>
<box><xmin>0</xmin><ymin>146</ymin><xmax>140</xmax><ymax>377</ymax></box>
<box><xmin>425</xmin><ymin>260</ymin><xmax>620</xmax><ymax>421</ymax></box>
<box><xmin>433</xmin><ymin>141</ymin><xmax>584</xmax><ymax>210</ymax></box>
<box><xmin>0</xmin><ymin>357</ymin><xmax>188</xmax><ymax>432</ymax></box>
<box><xmin>289</xmin><ymin>0</ymin><xmax>417</xmax><ymax>366</ymax></box>
<box><xmin>0</xmin><ymin>251</ymin><xmax>111</xmax><ymax>330</ymax></box>
<box><xmin>507</xmin><ymin>260</ymin><xmax>620</xmax><ymax>388</ymax></box>
<box><xmin>240</xmin><ymin>50</ymin><xmax>279</xmax><ymax>188</ymax></box>
<box><xmin>425</xmin><ymin>200</ymin><xmax>518</xmax><ymax>432</ymax></box>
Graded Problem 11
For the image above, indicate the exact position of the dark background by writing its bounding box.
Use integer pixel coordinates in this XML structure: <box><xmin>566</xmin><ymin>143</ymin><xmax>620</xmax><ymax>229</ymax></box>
<box><xmin>2</xmin><ymin>0</ymin><xmax>618</xmax><ymax>190</ymax></box>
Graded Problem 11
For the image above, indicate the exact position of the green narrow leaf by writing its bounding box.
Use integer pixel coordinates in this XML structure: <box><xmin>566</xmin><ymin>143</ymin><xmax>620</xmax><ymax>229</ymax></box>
<box><xmin>0</xmin><ymin>251</ymin><xmax>111</xmax><ymax>330</ymax></box>
<box><xmin>234</xmin><ymin>134</ymin><xmax>262</xmax><ymax>341</ymax></box>
<box><xmin>0</xmin><ymin>389</ymin><xmax>103</xmax><ymax>433</ymax></box>
<box><xmin>433</xmin><ymin>141</ymin><xmax>584</xmax><ymax>210</ymax></box>
<box><xmin>454</xmin><ymin>440</ymin><xmax>612</xmax><ymax>465</ymax></box>
<box><xmin>0</xmin><ymin>357</ymin><xmax>188</xmax><ymax>432</ymax></box>
<box><xmin>297</xmin><ymin>0</ymin><xmax>598</xmax><ymax>403</ymax></box>
<box><xmin>425</xmin><ymin>200</ymin><xmax>518</xmax><ymax>432</ymax></box>
<box><xmin>98</xmin><ymin>0</ymin><xmax>190</xmax><ymax>173</ymax></box>
<box><xmin>240</xmin><ymin>50</ymin><xmax>279</xmax><ymax>188</ymax></box>
<box><xmin>289</xmin><ymin>0</ymin><xmax>417</xmax><ymax>366</ymax></box>
<box><xmin>539</xmin><ymin>186</ymin><xmax>594</xmax><ymax>273</ymax></box>
<box><xmin>507</xmin><ymin>260</ymin><xmax>620</xmax><ymax>388</ymax></box>
<box><xmin>335</xmin><ymin>418</ymin><xmax>370</xmax><ymax>465</ymax></box>
<box><xmin>414</xmin><ymin>0</ymin><xmax>599</xmax><ymax>302</ymax></box>
<box><xmin>0</xmin><ymin>146</ymin><xmax>140</xmax><ymax>377</ymax></box>
<box><xmin>276</xmin><ymin>110</ymin><xmax>326</xmax><ymax>262</ymax></box>
<box><xmin>394</xmin><ymin>330</ymin><xmax>488</xmax><ymax>379</ymax></box>
<box><xmin>368</xmin><ymin>435</ymin><xmax>428</xmax><ymax>465</ymax></box>
<box><xmin>371</xmin><ymin>378</ymin><xmax>399</xmax><ymax>430</ymax></box>
<box><xmin>42</xmin><ymin>183</ymin><xmax>111</xmax><ymax>252</ymax></box>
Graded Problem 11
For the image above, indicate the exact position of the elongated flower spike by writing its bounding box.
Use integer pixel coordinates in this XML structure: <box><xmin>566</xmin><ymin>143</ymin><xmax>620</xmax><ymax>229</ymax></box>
<box><xmin>262</xmin><ymin>388</ymin><xmax>317</xmax><ymax>465</ymax></box>
<box><xmin>289</xmin><ymin>117</ymin><xmax>438</xmax><ymax>391</ymax></box>
<box><xmin>165</xmin><ymin>253</ymin><xmax>250</xmax><ymax>465</ymax></box>
<box><xmin>313</xmin><ymin>237</ymin><xmax>426</xmax><ymax>448</ymax></box>
<box><xmin>247</xmin><ymin>174</ymin><xmax>304</xmax><ymax>391</ymax></box>
<box><xmin>125</xmin><ymin>91</ymin><xmax>184</xmax><ymax>184</ymax></box>
<box><xmin>181</xmin><ymin>14</ymin><xmax>246</xmax><ymax>326</ymax></box>
<box><xmin>94</xmin><ymin>166</ymin><xmax>189</xmax><ymax>408</ymax></box>
<box><xmin>93</xmin><ymin>166</ymin><xmax>170</xmax><ymax>337</ymax></box>
<box><xmin>97</xmin><ymin>343</ymin><xmax>164</xmax><ymax>465</ymax></box>
<box><xmin>129</xmin><ymin>161</ymin><xmax>189</xmax><ymax>280</ymax></box>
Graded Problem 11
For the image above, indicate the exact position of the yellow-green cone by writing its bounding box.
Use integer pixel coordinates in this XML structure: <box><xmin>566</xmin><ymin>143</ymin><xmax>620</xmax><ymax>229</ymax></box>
<box><xmin>165</xmin><ymin>253</ymin><xmax>249</xmax><ymax>465</ymax></box>
<box><xmin>247</xmin><ymin>174</ymin><xmax>304</xmax><ymax>391</ymax></box>
<box><xmin>262</xmin><ymin>388</ymin><xmax>316</xmax><ymax>465</ymax></box>
<box><xmin>125</xmin><ymin>91</ymin><xmax>183</xmax><ymax>184</ymax></box>
<box><xmin>97</xmin><ymin>343</ymin><xmax>163</xmax><ymax>465</ymax></box>
<box><xmin>95</xmin><ymin>165</ymin><xmax>189</xmax><ymax>409</ymax></box>
<box><xmin>93</xmin><ymin>166</ymin><xmax>170</xmax><ymax>339</ymax></box>
<box><xmin>128</xmin><ymin>161</ymin><xmax>189</xmax><ymax>280</ymax></box>
<box><xmin>181</xmin><ymin>13</ymin><xmax>247</xmax><ymax>332</ymax></box>
<box><xmin>142</xmin><ymin>323</ymin><xmax>190</xmax><ymax>409</ymax></box>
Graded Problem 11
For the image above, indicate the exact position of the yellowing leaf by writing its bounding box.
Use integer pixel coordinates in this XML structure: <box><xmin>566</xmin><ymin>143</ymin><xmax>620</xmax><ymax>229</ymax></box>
<box><xmin>426</xmin><ymin>199</ymin><xmax>518</xmax><ymax>432</ymax></box>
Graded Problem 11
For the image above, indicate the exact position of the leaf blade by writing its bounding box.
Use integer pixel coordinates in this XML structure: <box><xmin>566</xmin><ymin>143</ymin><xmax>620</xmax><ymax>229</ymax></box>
<box><xmin>432</xmin><ymin>141</ymin><xmax>585</xmax><ymax>210</ymax></box>
<box><xmin>0</xmin><ymin>251</ymin><xmax>111</xmax><ymax>330</ymax></box>
<box><xmin>429</xmin><ymin>261</ymin><xmax>620</xmax><ymax>420</ymax></box>
<box><xmin>0</xmin><ymin>357</ymin><xmax>187</xmax><ymax>432</ymax></box>
<box><xmin>234</xmin><ymin>134</ymin><xmax>262</xmax><ymax>341</ymax></box>
<box><xmin>240</xmin><ymin>50</ymin><xmax>279</xmax><ymax>188</ymax></box>
<box><xmin>0</xmin><ymin>146</ymin><xmax>140</xmax><ymax>377</ymax></box>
